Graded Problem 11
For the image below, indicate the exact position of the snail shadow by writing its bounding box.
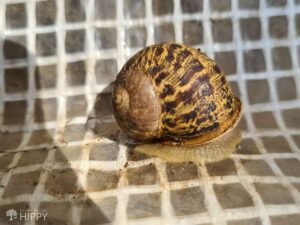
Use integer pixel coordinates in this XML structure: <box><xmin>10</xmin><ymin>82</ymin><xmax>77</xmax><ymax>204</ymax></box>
<box><xmin>87</xmin><ymin>82</ymin><xmax>120</xmax><ymax>142</ymax></box>
<box><xmin>0</xmin><ymin>39</ymin><xmax>115</xmax><ymax>225</ymax></box>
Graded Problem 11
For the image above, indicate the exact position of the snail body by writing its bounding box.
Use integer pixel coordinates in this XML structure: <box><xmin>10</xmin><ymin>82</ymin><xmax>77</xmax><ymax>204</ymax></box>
<box><xmin>135</xmin><ymin>127</ymin><xmax>242</xmax><ymax>164</ymax></box>
<box><xmin>112</xmin><ymin>43</ymin><xmax>242</xmax><ymax>145</ymax></box>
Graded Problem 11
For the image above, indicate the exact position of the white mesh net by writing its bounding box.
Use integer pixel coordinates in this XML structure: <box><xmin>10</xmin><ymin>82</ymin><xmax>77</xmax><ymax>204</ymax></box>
<box><xmin>0</xmin><ymin>0</ymin><xmax>300</xmax><ymax>225</ymax></box>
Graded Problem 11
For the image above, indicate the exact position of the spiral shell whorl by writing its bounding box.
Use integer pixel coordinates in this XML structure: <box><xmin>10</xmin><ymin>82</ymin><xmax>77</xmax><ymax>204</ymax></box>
<box><xmin>112</xmin><ymin>70</ymin><xmax>161</xmax><ymax>141</ymax></box>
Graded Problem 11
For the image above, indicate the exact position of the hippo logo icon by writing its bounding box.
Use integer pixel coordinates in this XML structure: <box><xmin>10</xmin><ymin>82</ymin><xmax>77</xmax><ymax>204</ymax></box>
<box><xmin>6</xmin><ymin>209</ymin><xmax>17</xmax><ymax>221</ymax></box>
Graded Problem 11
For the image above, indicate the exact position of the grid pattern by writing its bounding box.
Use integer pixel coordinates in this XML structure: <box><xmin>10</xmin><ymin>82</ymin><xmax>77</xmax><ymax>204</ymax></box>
<box><xmin>0</xmin><ymin>0</ymin><xmax>300</xmax><ymax>225</ymax></box>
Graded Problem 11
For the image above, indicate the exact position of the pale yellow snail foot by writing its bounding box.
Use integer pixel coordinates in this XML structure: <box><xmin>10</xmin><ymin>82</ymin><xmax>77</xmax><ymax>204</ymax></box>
<box><xmin>134</xmin><ymin>127</ymin><xmax>242</xmax><ymax>164</ymax></box>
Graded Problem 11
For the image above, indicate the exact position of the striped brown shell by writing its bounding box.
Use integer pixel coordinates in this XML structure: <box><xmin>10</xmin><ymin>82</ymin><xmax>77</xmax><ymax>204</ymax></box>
<box><xmin>112</xmin><ymin>43</ymin><xmax>242</xmax><ymax>145</ymax></box>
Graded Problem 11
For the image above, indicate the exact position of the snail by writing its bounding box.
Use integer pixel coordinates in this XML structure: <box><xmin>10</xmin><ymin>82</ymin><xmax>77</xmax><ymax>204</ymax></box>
<box><xmin>112</xmin><ymin>43</ymin><xmax>242</xmax><ymax>148</ymax></box>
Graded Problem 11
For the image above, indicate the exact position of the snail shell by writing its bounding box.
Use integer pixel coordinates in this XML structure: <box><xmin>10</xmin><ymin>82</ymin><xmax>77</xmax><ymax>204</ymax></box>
<box><xmin>112</xmin><ymin>43</ymin><xmax>242</xmax><ymax>145</ymax></box>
